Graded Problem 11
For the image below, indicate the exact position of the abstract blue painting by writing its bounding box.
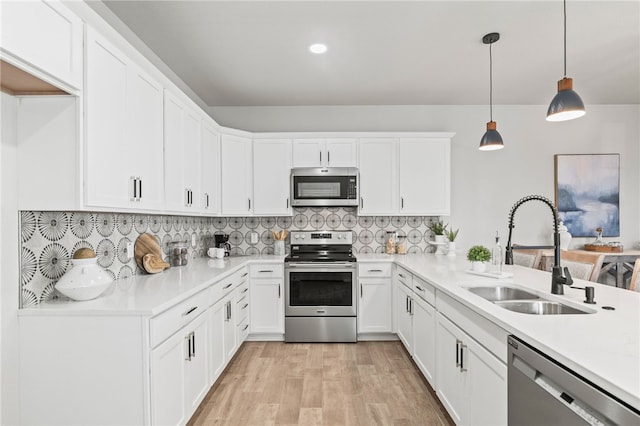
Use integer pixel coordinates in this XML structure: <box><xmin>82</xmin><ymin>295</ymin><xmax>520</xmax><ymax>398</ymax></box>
<box><xmin>554</xmin><ymin>154</ymin><xmax>620</xmax><ymax>237</ymax></box>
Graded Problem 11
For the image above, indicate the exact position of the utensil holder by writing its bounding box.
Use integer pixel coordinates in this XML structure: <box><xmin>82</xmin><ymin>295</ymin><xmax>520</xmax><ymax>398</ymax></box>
<box><xmin>274</xmin><ymin>240</ymin><xmax>285</xmax><ymax>255</ymax></box>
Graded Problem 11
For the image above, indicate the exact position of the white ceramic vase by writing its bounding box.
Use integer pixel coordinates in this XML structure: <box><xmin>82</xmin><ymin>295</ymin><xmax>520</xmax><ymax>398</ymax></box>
<box><xmin>55</xmin><ymin>258</ymin><xmax>113</xmax><ymax>301</ymax></box>
<box><xmin>558</xmin><ymin>221</ymin><xmax>572</xmax><ymax>250</ymax></box>
<box><xmin>471</xmin><ymin>261</ymin><xmax>487</xmax><ymax>273</ymax></box>
<box><xmin>435</xmin><ymin>235</ymin><xmax>447</xmax><ymax>255</ymax></box>
<box><xmin>447</xmin><ymin>241</ymin><xmax>456</xmax><ymax>257</ymax></box>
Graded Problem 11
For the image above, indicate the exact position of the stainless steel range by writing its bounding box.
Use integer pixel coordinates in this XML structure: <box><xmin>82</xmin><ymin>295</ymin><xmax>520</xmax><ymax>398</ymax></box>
<box><xmin>284</xmin><ymin>230</ymin><xmax>357</xmax><ymax>342</ymax></box>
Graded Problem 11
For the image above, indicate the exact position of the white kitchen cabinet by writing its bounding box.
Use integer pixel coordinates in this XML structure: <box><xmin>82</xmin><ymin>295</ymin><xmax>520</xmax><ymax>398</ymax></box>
<box><xmin>396</xmin><ymin>281</ymin><xmax>414</xmax><ymax>352</ymax></box>
<box><xmin>223</xmin><ymin>295</ymin><xmax>238</xmax><ymax>360</ymax></box>
<box><xmin>249</xmin><ymin>265</ymin><xmax>284</xmax><ymax>337</ymax></box>
<box><xmin>358</xmin><ymin>263</ymin><xmax>393</xmax><ymax>334</ymax></box>
<box><xmin>435</xmin><ymin>293</ymin><xmax>508</xmax><ymax>426</ymax></box>
<box><xmin>253</xmin><ymin>139</ymin><xmax>292</xmax><ymax>215</ymax></box>
<box><xmin>209</xmin><ymin>298</ymin><xmax>226</xmax><ymax>384</ymax></box>
<box><xmin>358</xmin><ymin>138</ymin><xmax>397</xmax><ymax>214</ymax></box>
<box><xmin>201</xmin><ymin>121</ymin><xmax>220</xmax><ymax>214</ymax></box>
<box><xmin>398</xmin><ymin>138</ymin><xmax>450</xmax><ymax>216</ymax></box>
<box><xmin>1</xmin><ymin>0</ymin><xmax>83</xmax><ymax>91</ymax></box>
<box><xmin>220</xmin><ymin>133</ymin><xmax>253</xmax><ymax>215</ymax></box>
<box><xmin>292</xmin><ymin>138</ymin><xmax>357</xmax><ymax>167</ymax></box>
<box><xmin>85</xmin><ymin>27</ymin><xmax>164</xmax><ymax>211</ymax></box>
<box><xmin>150</xmin><ymin>309</ymin><xmax>209</xmax><ymax>426</ymax></box>
<box><xmin>412</xmin><ymin>294</ymin><xmax>436</xmax><ymax>387</ymax></box>
<box><xmin>164</xmin><ymin>90</ymin><xmax>202</xmax><ymax>213</ymax></box>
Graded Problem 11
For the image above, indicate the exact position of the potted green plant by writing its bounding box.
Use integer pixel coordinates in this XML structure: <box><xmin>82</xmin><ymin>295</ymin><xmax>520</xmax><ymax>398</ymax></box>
<box><xmin>467</xmin><ymin>245</ymin><xmax>491</xmax><ymax>272</ymax></box>
<box><xmin>445</xmin><ymin>227</ymin><xmax>459</xmax><ymax>257</ymax></box>
<box><xmin>428</xmin><ymin>220</ymin><xmax>448</xmax><ymax>254</ymax></box>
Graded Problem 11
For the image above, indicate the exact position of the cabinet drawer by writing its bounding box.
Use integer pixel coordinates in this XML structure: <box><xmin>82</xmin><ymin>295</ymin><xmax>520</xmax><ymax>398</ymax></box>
<box><xmin>236</xmin><ymin>294</ymin><xmax>250</xmax><ymax>324</ymax></box>
<box><xmin>359</xmin><ymin>263</ymin><xmax>392</xmax><ymax>277</ymax></box>
<box><xmin>395</xmin><ymin>266</ymin><xmax>413</xmax><ymax>289</ymax></box>
<box><xmin>211</xmin><ymin>268</ymin><xmax>249</xmax><ymax>305</ymax></box>
<box><xmin>238</xmin><ymin>281</ymin><xmax>250</xmax><ymax>299</ymax></box>
<box><xmin>413</xmin><ymin>276</ymin><xmax>435</xmax><ymax>306</ymax></box>
<box><xmin>238</xmin><ymin>317</ymin><xmax>250</xmax><ymax>341</ymax></box>
<box><xmin>249</xmin><ymin>264</ymin><xmax>283</xmax><ymax>278</ymax></box>
<box><xmin>150</xmin><ymin>290</ymin><xmax>209</xmax><ymax>348</ymax></box>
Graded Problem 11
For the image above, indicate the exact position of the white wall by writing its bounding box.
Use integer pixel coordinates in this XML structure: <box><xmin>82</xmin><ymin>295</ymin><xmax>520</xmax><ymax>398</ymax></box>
<box><xmin>1</xmin><ymin>92</ymin><xmax>20</xmax><ymax>425</ymax></box>
<box><xmin>210</xmin><ymin>104</ymin><xmax>640</xmax><ymax>252</ymax></box>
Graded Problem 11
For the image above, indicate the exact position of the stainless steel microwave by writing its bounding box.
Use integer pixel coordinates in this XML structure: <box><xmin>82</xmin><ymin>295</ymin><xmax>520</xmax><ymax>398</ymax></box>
<box><xmin>290</xmin><ymin>167</ymin><xmax>359</xmax><ymax>207</ymax></box>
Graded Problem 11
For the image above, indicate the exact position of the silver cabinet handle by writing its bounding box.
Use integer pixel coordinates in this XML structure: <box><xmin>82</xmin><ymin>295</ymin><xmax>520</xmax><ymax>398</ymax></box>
<box><xmin>248</xmin><ymin>198</ymin><xmax>251</xmax><ymax>211</ymax></box>
<box><xmin>409</xmin><ymin>298</ymin><xmax>413</xmax><ymax>315</ymax></box>
<box><xmin>278</xmin><ymin>284</ymin><xmax>281</xmax><ymax>298</ymax></box>
<box><xmin>406</xmin><ymin>295</ymin><xmax>409</xmax><ymax>313</ymax></box>
<box><xmin>243</xmin><ymin>324</ymin><xmax>249</xmax><ymax>331</ymax></box>
<box><xmin>241</xmin><ymin>287</ymin><xmax>248</xmax><ymax>294</ymax></box>
<box><xmin>327</xmin><ymin>150</ymin><xmax>330</xmax><ymax>164</ymax></box>
<box><xmin>316</xmin><ymin>309</ymin><xmax>326</xmax><ymax>314</ymax></box>
<box><xmin>369</xmin><ymin>269</ymin><xmax>383</xmax><ymax>273</ymax></box>
<box><xmin>460</xmin><ymin>343</ymin><xmax>467</xmax><ymax>372</ymax></box>
<box><xmin>138</xmin><ymin>178</ymin><xmax>142</xmax><ymax>200</ymax></box>
<box><xmin>286</xmin><ymin>197</ymin><xmax>289</xmax><ymax>209</ymax></box>
<box><xmin>319</xmin><ymin>151</ymin><xmax>322</xmax><ymax>163</ymax></box>
<box><xmin>415</xmin><ymin>285</ymin><xmax>424</xmax><ymax>292</ymax></box>
<box><xmin>223</xmin><ymin>283</ymin><xmax>233</xmax><ymax>290</ymax></box>
<box><xmin>242</xmin><ymin>272</ymin><xmax>248</xmax><ymax>277</ymax></box>
<box><xmin>242</xmin><ymin>303</ymin><xmax>249</xmax><ymax>310</ymax></box>
<box><xmin>191</xmin><ymin>332</ymin><xmax>196</xmax><ymax>358</ymax></box>
<box><xmin>455</xmin><ymin>340</ymin><xmax>462</xmax><ymax>367</ymax></box>
<box><xmin>182</xmin><ymin>306</ymin><xmax>197</xmax><ymax>317</ymax></box>
<box><xmin>401</xmin><ymin>197</ymin><xmax>404</xmax><ymax>209</ymax></box>
<box><xmin>131</xmin><ymin>176</ymin><xmax>137</xmax><ymax>201</ymax></box>
<box><xmin>360</xmin><ymin>197</ymin><xmax>364</xmax><ymax>209</ymax></box>
<box><xmin>259</xmin><ymin>270</ymin><xmax>274</xmax><ymax>273</ymax></box>
<box><xmin>185</xmin><ymin>333</ymin><xmax>192</xmax><ymax>361</ymax></box>
<box><xmin>399</xmin><ymin>273</ymin><xmax>406</xmax><ymax>278</ymax></box>
<box><xmin>360</xmin><ymin>283</ymin><xmax>363</xmax><ymax>298</ymax></box>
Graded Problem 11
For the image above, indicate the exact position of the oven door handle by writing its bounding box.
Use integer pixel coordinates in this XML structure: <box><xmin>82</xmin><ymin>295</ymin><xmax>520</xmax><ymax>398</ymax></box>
<box><xmin>285</xmin><ymin>263</ymin><xmax>356</xmax><ymax>270</ymax></box>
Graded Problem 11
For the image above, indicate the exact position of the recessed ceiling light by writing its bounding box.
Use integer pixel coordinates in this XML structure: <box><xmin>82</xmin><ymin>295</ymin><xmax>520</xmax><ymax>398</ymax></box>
<box><xmin>309</xmin><ymin>43</ymin><xmax>327</xmax><ymax>54</ymax></box>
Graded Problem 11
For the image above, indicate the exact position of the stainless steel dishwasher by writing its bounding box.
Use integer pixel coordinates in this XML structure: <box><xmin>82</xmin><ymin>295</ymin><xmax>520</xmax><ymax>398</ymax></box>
<box><xmin>507</xmin><ymin>335</ymin><xmax>639</xmax><ymax>425</ymax></box>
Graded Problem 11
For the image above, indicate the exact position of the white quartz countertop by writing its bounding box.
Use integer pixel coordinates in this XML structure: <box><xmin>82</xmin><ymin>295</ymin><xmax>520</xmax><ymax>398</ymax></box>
<box><xmin>20</xmin><ymin>255</ymin><xmax>285</xmax><ymax>316</ymax></box>
<box><xmin>22</xmin><ymin>252</ymin><xmax>639</xmax><ymax>410</ymax></box>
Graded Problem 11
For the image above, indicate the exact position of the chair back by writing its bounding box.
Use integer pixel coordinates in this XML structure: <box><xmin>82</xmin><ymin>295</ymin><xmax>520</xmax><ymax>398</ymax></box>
<box><xmin>512</xmin><ymin>245</ymin><xmax>542</xmax><ymax>269</ymax></box>
<box><xmin>560</xmin><ymin>251</ymin><xmax>605</xmax><ymax>282</ymax></box>
<box><xmin>630</xmin><ymin>259</ymin><xmax>640</xmax><ymax>292</ymax></box>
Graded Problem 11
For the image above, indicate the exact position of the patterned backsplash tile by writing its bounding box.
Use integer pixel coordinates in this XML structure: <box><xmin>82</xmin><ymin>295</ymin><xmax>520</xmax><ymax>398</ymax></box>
<box><xmin>20</xmin><ymin>208</ymin><xmax>439</xmax><ymax>307</ymax></box>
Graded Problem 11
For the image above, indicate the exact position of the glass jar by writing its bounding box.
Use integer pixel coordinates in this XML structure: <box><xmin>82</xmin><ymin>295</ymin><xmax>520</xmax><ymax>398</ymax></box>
<box><xmin>396</xmin><ymin>236</ymin><xmax>407</xmax><ymax>255</ymax></box>
<box><xmin>385</xmin><ymin>231</ymin><xmax>397</xmax><ymax>254</ymax></box>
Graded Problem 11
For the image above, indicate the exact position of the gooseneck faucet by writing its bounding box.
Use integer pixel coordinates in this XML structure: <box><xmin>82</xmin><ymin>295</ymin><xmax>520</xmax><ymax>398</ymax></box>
<box><xmin>505</xmin><ymin>195</ymin><xmax>573</xmax><ymax>295</ymax></box>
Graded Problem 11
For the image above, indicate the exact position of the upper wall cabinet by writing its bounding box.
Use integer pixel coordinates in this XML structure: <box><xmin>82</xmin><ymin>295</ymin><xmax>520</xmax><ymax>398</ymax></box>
<box><xmin>292</xmin><ymin>138</ymin><xmax>357</xmax><ymax>168</ymax></box>
<box><xmin>358</xmin><ymin>137</ymin><xmax>451</xmax><ymax>216</ymax></box>
<box><xmin>85</xmin><ymin>27</ymin><xmax>164</xmax><ymax>212</ymax></box>
<box><xmin>201</xmin><ymin>120</ymin><xmax>220</xmax><ymax>215</ymax></box>
<box><xmin>398</xmin><ymin>138</ymin><xmax>450</xmax><ymax>216</ymax></box>
<box><xmin>253</xmin><ymin>139</ymin><xmax>292</xmax><ymax>216</ymax></box>
<box><xmin>1</xmin><ymin>0</ymin><xmax>83</xmax><ymax>91</ymax></box>
<box><xmin>164</xmin><ymin>90</ymin><xmax>203</xmax><ymax>214</ymax></box>
<box><xmin>220</xmin><ymin>134</ymin><xmax>253</xmax><ymax>216</ymax></box>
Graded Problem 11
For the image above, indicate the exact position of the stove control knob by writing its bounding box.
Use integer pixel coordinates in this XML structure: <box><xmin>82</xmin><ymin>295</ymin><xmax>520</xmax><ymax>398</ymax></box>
<box><xmin>294</xmin><ymin>235</ymin><xmax>300</xmax><ymax>239</ymax></box>
<box><xmin>301</xmin><ymin>234</ymin><xmax>306</xmax><ymax>239</ymax></box>
<box><xmin>337</xmin><ymin>234</ymin><xmax>343</xmax><ymax>239</ymax></box>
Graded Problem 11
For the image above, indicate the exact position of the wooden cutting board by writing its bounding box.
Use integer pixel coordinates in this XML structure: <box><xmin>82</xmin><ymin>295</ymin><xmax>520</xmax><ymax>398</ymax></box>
<box><xmin>134</xmin><ymin>233</ymin><xmax>164</xmax><ymax>270</ymax></box>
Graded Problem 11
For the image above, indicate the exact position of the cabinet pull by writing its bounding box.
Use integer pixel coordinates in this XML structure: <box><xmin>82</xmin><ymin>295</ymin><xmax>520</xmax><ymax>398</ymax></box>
<box><xmin>182</xmin><ymin>306</ymin><xmax>197</xmax><ymax>317</ymax></box>
<box><xmin>360</xmin><ymin>283</ymin><xmax>363</xmax><ymax>298</ymax></box>
<box><xmin>369</xmin><ymin>269</ymin><xmax>383</xmax><ymax>273</ymax></box>
<box><xmin>319</xmin><ymin>151</ymin><xmax>322</xmax><ymax>163</ymax></box>
<box><xmin>415</xmin><ymin>285</ymin><xmax>424</xmax><ymax>292</ymax></box>
<box><xmin>399</xmin><ymin>273</ymin><xmax>406</xmax><ymax>278</ymax></box>
<box><xmin>401</xmin><ymin>197</ymin><xmax>404</xmax><ymax>209</ymax></box>
<box><xmin>327</xmin><ymin>150</ymin><xmax>330</xmax><ymax>164</ymax></box>
<box><xmin>242</xmin><ymin>303</ymin><xmax>249</xmax><ymax>310</ymax></box>
<box><xmin>409</xmin><ymin>298</ymin><xmax>413</xmax><ymax>315</ymax></box>
<box><xmin>460</xmin><ymin>344</ymin><xmax>467</xmax><ymax>372</ymax></box>
<box><xmin>360</xmin><ymin>197</ymin><xmax>364</xmax><ymax>209</ymax></box>
<box><xmin>223</xmin><ymin>283</ymin><xmax>233</xmax><ymax>290</ymax></box>
<box><xmin>205</xmin><ymin>193</ymin><xmax>209</xmax><ymax>208</ymax></box>
<box><xmin>186</xmin><ymin>334</ymin><xmax>192</xmax><ymax>361</ymax></box>
<box><xmin>241</xmin><ymin>272</ymin><xmax>248</xmax><ymax>278</ymax></box>
<box><xmin>242</xmin><ymin>324</ymin><xmax>249</xmax><ymax>331</ymax></box>
<box><xmin>455</xmin><ymin>340</ymin><xmax>461</xmax><ymax>367</ymax></box>
<box><xmin>286</xmin><ymin>197</ymin><xmax>289</xmax><ymax>209</ymax></box>
<box><xmin>138</xmin><ymin>178</ymin><xmax>142</xmax><ymax>200</ymax></box>
<box><xmin>406</xmin><ymin>295</ymin><xmax>409</xmax><ymax>313</ymax></box>
<box><xmin>131</xmin><ymin>177</ymin><xmax>137</xmax><ymax>201</ymax></box>
<box><xmin>259</xmin><ymin>270</ymin><xmax>273</xmax><ymax>273</ymax></box>
<box><xmin>185</xmin><ymin>188</ymin><xmax>190</xmax><ymax>207</ymax></box>
<box><xmin>278</xmin><ymin>284</ymin><xmax>281</xmax><ymax>298</ymax></box>
<box><xmin>191</xmin><ymin>333</ymin><xmax>196</xmax><ymax>358</ymax></box>
<box><xmin>241</xmin><ymin>287</ymin><xmax>249</xmax><ymax>294</ymax></box>
<box><xmin>248</xmin><ymin>198</ymin><xmax>251</xmax><ymax>211</ymax></box>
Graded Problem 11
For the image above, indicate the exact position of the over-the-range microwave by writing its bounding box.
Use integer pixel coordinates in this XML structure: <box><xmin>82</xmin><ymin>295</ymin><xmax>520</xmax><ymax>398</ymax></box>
<box><xmin>290</xmin><ymin>167</ymin><xmax>359</xmax><ymax>207</ymax></box>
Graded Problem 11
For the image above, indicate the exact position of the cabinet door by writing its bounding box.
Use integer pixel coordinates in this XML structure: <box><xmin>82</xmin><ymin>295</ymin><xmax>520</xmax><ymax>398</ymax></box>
<box><xmin>292</xmin><ymin>139</ymin><xmax>324</xmax><ymax>167</ymax></box>
<box><xmin>1</xmin><ymin>0</ymin><xmax>83</xmax><ymax>89</ymax></box>
<box><xmin>412</xmin><ymin>296</ymin><xmax>436</xmax><ymax>387</ymax></box>
<box><xmin>435</xmin><ymin>313</ymin><xmax>465</xmax><ymax>425</ymax></box>
<box><xmin>127</xmin><ymin>64</ymin><xmax>164</xmax><ymax>211</ymax></box>
<box><xmin>184</xmin><ymin>312</ymin><xmax>210</xmax><ymax>416</ymax></box>
<box><xmin>464</xmin><ymin>337</ymin><xmax>507</xmax><ymax>426</ymax></box>
<box><xmin>223</xmin><ymin>298</ymin><xmax>238</xmax><ymax>360</ymax></box>
<box><xmin>183</xmin><ymin>109</ymin><xmax>202</xmax><ymax>211</ymax></box>
<box><xmin>201</xmin><ymin>122</ymin><xmax>220</xmax><ymax>214</ymax></box>
<box><xmin>150</xmin><ymin>331</ymin><xmax>186</xmax><ymax>426</ymax></box>
<box><xmin>325</xmin><ymin>138</ymin><xmax>357</xmax><ymax>167</ymax></box>
<box><xmin>250</xmin><ymin>279</ymin><xmax>284</xmax><ymax>334</ymax></box>
<box><xmin>220</xmin><ymin>134</ymin><xmax>253</xmax><ymax>215</ymax></box>
<box><xmin>253</xmin><ymin>139</ymin><xmax>292</xmax><ymax>215</ymax></box>
<box><xmin>358</xmin><ymin>278</ymin><xmax>392</xmax><ymax>333</ymax></box>
<box><xmin>358</xmin><ymin>138</ymin><xmax>397</xmax><ymax>214</ymax></box>
<box><xmin>209</xmin><ymin>299</ymin><xmax>226</xmax><ymax>383</ymax></box>
<box><xmin>398</xmin><ymin>138</ymin><xmax>450</xmax><ymax>215</ymax></box>
<box><xmin>85</xmin><ymin>28</ymin><xmax>130</xmax><ymax>209</ymax></box>
<box><xmin>395</xmin><ymin>284</ymin><xmax>413</xmax><ymax>351</ymax></box>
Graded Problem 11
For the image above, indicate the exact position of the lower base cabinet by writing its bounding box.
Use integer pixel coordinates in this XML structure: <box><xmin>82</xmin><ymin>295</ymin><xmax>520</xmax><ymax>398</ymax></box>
<box><xmin>436</xmin><ymin>312</ymin><xmax>507</xmax><ymax>426</ymax></box>
<box><xmin>412</xmin><ymin>295</ymin><xmax>436</xmax><ymax>387</ymax></box>
<box><xmin>396</xmin><ymin>282</ymin><xmax>414</xmax><ymax>351</ymax></box>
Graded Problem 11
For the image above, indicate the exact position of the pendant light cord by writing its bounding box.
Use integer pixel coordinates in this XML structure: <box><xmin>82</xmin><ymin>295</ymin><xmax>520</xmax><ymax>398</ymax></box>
<box><xmin>489</xmin><ymin>41</ymin><xmax>493</xmax><ymax>122</ymax></box>
<box><xmin>563</xmin><ymin>0</ymin><xmax>567</xmax><ymax>78</ymax></box>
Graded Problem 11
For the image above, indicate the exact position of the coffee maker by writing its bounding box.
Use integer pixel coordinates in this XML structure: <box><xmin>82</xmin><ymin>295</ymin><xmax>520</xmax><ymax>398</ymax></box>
<box><xmin>214</xmin><ymin>233</ymin><xmax>231</xmax><ymax>257</ymax></box>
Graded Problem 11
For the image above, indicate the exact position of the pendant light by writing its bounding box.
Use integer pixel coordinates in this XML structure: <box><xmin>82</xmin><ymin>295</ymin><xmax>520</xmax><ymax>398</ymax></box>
<box><xmin>546</xmin><ymin>0</ymin><xmax>585</xmax><ymax>121</ymax></box>
<box><xmin>479</xmin><ymin>32</ymin><xmax>504</xmax><ymax>151</ymax></box>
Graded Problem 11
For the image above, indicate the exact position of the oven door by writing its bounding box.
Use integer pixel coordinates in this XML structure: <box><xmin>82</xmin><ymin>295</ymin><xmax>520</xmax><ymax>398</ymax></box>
<box><xmin>285</xmin><ymin>262</ymin><xmax>357</xmax><ymax>316</ymax></box>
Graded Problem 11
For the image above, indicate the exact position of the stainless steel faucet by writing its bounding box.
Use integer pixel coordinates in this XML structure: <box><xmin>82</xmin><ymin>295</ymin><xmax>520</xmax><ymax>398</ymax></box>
<box><xmin>504</xmin><ymin>195</ymin><xmax>573</xmax><ymax>295</ymax></box>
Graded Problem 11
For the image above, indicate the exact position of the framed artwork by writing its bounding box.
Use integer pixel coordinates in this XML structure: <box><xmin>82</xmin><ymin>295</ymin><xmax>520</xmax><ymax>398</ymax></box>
<box><xmin>554</xmin><ymin>154</ymin><xmax>620</xmax><ymax>237</ymax></box>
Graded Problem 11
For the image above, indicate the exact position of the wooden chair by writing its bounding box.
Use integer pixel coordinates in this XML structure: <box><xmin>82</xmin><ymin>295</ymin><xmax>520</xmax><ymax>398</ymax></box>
<box><xmin>560</xmin><ymin>250</ymin><xmax>605</xmax><ymax>282</ymax></box>
<box><xmin>630</xmin><ymin>259</ymin><xmax>640</xmax><ymax>292</ymax></box>
<box><xmin>512</xmin><ymin>245</ymin><xmax>542</xmax><ymax>269</ymax></box>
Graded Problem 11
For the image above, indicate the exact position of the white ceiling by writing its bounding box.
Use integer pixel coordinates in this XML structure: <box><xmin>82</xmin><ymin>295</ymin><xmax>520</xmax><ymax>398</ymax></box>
<box><xmin>98</xmin><ymin>0</ymin><xmax>640</xmax><ymax>107</ymax></box>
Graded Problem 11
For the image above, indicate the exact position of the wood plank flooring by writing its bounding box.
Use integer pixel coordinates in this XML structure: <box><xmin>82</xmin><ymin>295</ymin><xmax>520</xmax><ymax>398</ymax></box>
<box><xmin>188</xmin><ymin>341</ymin><xmax>454</xmax><ymax>426</ymax></box>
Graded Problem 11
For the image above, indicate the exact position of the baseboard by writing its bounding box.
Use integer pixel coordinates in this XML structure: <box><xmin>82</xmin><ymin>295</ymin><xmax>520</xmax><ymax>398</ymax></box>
<box><xmin>246</xmin><ymin>333</ymin><xmax>284</xmax><ymax>341</ymax></box>
<box><xmin>357</xmin><ymin>332</ymin><xmax>399</xmax><ymax>341</ymax></box>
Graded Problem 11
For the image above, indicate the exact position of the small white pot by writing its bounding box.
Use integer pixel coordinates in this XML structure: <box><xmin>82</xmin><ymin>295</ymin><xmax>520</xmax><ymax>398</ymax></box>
<box><xmin>447</xmin><ymin>241</ymin><xmax>456</xmax><ymax>257</ymax></box>
<box><xmin>55</xmin><ymin>258</ymin><xmax>113</xmax><ymax>301</ymax></box>
<box><xmin>471</xmin><ymin>261</ymin><xmax>487</xmax><ymax>273</ymax></box>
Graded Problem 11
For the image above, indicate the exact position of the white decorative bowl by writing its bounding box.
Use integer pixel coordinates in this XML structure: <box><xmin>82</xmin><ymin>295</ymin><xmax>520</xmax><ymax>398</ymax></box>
<box><xmin>55</xmin><ymin>258</ymin><xmax>113</xmax><ymax>301</ymax></box>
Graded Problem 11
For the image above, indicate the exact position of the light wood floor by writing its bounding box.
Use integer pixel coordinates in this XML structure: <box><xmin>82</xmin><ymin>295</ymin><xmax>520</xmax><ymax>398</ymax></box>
<box><xmin>188</xmin><ymin>341</ymin><xmax>455</xmax><ymax>426</ymax></box>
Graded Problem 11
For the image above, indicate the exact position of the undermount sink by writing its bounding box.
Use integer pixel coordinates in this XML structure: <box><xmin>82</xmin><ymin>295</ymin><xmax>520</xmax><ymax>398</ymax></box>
<box><xmin>466</xmin><ymin>286</ymin><xmax>539</xmax><ymax>302</ymax></box>
<box><xmin>465</xmin><ymin>285</ymin><xmax>594</xmax><ymax>315</ymax></box>
<box><xmin>494</xmin><ymin>300</ymin><xmax>592</xmax><ymax>315</ymax></box>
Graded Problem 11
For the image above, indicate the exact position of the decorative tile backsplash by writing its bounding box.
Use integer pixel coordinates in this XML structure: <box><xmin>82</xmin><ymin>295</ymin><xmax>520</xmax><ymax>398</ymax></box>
<box><xmin>20</xmin><ymin>208</ymin><xmax>438</xmax><ymax>307</ymax></box>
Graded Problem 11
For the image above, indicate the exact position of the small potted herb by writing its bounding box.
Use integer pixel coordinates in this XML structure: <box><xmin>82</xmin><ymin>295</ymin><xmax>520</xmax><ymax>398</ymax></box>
<box><xmin>445</xmin><ymin>227</ymin><xmax>459</xmax><ymax>257</ymax></box>
<box><xmin>467</xmin><ymin>245</ymin><xmax>491</xmax><ymax>272</ymax></box>
<box><xmin>428</xmin><ymin>220</ymin><xmax>448</xmax><ymax>237</ymax></box>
